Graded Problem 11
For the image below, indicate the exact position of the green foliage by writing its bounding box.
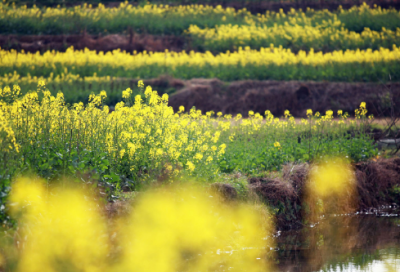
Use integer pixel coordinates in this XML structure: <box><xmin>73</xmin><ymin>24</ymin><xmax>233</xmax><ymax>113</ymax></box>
<box><xmin>219</xmin><ymin>121</ymin><xmax>378</xmax><ymax>174</ymax></box>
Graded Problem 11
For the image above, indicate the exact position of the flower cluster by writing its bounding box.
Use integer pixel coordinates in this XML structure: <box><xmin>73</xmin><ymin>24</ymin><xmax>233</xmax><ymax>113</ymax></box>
<box><xmin>355</xmin><ymin>101</ymin><xmax>368</xmax><ymax>118</ymax></box>
<box><xmin>0</xmin><ymin>82</ymin><xmax>227</xmax><ymax>182</ymax></box>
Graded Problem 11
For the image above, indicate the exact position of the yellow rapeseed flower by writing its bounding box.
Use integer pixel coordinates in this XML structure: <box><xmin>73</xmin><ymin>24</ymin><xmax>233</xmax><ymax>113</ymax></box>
<box><xmin>37</xmin><ymin>80</ymin><xmax>46</xmax><ymax>87</ymax></box>
<box><xmin>122</xmin><ymin>88</ymin><xmax>133</xmax><ymax>99</ymax></box>
<box><xmin>186</xmin><ymin>161</ymin><xmax>195</xmax><ymax>172</ymax></box>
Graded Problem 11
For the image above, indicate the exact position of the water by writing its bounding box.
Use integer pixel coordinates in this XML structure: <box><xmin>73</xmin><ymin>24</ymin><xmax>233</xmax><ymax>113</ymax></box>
<box><xmin>274</xmin><ymin>210</ymin><xmax>400</xmax><ymax>272</ymax></box>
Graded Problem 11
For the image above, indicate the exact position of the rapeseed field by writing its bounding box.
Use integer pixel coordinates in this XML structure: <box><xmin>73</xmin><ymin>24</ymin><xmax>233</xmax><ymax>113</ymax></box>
<box><xmin>0</xmin><ymin>2</ymin><xmax>397</xmax><ymax>270</ymax></box>
<box><xmin>1</xmin><ymin>46</ymin><xmax>399</xmax><ymax>81</ymax></box>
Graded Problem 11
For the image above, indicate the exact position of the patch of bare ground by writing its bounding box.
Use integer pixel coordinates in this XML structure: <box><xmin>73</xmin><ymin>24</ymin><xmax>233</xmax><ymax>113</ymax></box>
<box><xmin>0</xmin><ymin>33</ymin><xmax>185</xmax><ymax>53</ymax></box>
<box><xmin>167</xmin><ymin>78</ymin><xmax>400</xmax><ymax>117</ymax></box>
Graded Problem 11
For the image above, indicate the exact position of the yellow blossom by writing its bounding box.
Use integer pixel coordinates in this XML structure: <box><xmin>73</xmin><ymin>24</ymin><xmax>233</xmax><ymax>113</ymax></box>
<box><xmin>274</xmin><ymin>142</ymin><xmax>281</xmax><ymax>149</ymax></box>
<box><xmin>186</xmin><ymin>161</ymin><xmax>195</xmax><ymax>172</ymax></box>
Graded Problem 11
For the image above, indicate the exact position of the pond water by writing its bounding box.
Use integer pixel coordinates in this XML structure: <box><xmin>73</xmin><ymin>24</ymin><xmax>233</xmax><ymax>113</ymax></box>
<box><xmin>274</xmin><ymin>209</ymin><xmax>400</xmax><ymax>272</ymax></box>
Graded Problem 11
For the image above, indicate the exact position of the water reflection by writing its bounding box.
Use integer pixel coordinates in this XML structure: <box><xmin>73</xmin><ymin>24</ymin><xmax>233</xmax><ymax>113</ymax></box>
<box><xmin>323</xmin><ymin>248</ymin><xmax>400</xmax><ymax>272</ymax></box>
<box><xmin>275</xmin><ymin>212</ymin><xmax>400</xmax><ymax>272</ymax></box>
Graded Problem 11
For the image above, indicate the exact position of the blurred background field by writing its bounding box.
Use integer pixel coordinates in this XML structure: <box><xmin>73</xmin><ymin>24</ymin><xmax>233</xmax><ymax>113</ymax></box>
<box><xmin>1</xmin><ymin>2</ymin><xmax>400</xmax><ymax>35</ymax></box>
<box><xmin>1</xmin><ymin>2</ymin><xmax>400</xmax><ymax>114</ymax></box>
<box><xmin>0</xmin><ymin>3</ymin><xmax>399</xmax><ymax>73</ymax></box>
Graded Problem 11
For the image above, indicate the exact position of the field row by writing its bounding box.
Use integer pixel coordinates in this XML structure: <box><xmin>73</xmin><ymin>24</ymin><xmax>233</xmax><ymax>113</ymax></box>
<box><xmin>188</xmin><ymin>24</ymin><xmax>400</xmax><ymax>53</ymax></box>
<box><xmin>1</xmin><ymin>47</ymin><xmax>399</xmax><ymax>82</ymax></box>
<box><xmin>6</xmin><ymin>0</ymin><xmax>381</xmax><ymax>6</ymax></box>
<box><xmin>1</xmin><ymin>3</ymin><xmax>399</xmax><ymax>35</ymax></box>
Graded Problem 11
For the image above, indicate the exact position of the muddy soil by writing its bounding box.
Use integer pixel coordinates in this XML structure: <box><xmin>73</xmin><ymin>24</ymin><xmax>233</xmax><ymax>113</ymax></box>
<box><xmin>0</xmin><ymin>33</ymin><xmax>185</xmax><ymax>53</ymax></box>
<box><xmin>0</xmin><ymin>33</ymin><xmax>347</xmax><ymax>54</ymax></box>
<box><xmin>165</xmin><ymin>78</ymin><xmax>400</xmax><ymax>117</ymax></box>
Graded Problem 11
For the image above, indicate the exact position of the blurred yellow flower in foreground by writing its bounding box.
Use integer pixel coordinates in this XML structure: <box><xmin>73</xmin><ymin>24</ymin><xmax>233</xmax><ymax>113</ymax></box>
<box><xmin>308</xmin><ymin>158</ymin><xmax>355</xmax><ymax>198</ymax></box>
<box><xmin>117</xmin><ymin>184</ymin><xmax>272</xmax><ymax>272</ymax></box>
<box><xmin>6</xmin><ymin>178</ymin><xmax>272</xmax><ymax>272</ymax></box>
<box><xmin>9</xmin><ymin>178</ymin><xmax>109</xmax><ymax>272</ymax></box>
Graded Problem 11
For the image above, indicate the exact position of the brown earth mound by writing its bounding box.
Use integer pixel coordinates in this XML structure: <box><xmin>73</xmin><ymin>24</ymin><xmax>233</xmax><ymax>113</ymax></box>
<box><xmin>250</xmin><ymin>158</ymin><xmax>400</xmax><ymax>230</ymax></box>
<box><xmin>210</xmin><ymin>182</ymin><xmax>238</xmax><ymax>201</ymax></box>
<box><xmin>0</xmin><ymin>34</ymin><xmax>184</xmax><ymax>53</ymax></box>
<box><xmin>356</xmin><ymin>157</ymin><xmax>400</xmax><ymax>209</ymax></box>
<box><xmin>168</xmin><ymin>78</ymin><xmax>400</xmax><ymax>117</ymax></box>
<box><xmin>249</xmin><ymin>164</ymin><xmax>309</xmax><ymax>230</ymax></box>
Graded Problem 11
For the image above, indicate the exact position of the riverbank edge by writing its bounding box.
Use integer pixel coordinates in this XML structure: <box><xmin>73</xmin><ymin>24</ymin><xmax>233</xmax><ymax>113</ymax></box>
<box><xmin>105</xmin><ymin>157</ymin><xmax>400</xmax><ymax>231</ymax></box>
<box><xmin>247</xmin><ymin>157</ymin><xmax>400</xmax><ymax>230</ymax></box>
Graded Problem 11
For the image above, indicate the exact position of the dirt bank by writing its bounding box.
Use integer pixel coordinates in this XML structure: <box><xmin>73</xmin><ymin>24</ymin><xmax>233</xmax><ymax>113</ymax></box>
<box><xmin>249</xmin><ymin>157</ymin><xmax>400</xmax><ymax>230</ymax></box>
<box><xmin>166</xmin><ymin>78</ymin><xmax>400</xmax><ymax>117</ymax></box>
<box><xmin>0</xmin><ymin>34</ymin><xmax>184</xmax><ymax>53</ymax></box>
